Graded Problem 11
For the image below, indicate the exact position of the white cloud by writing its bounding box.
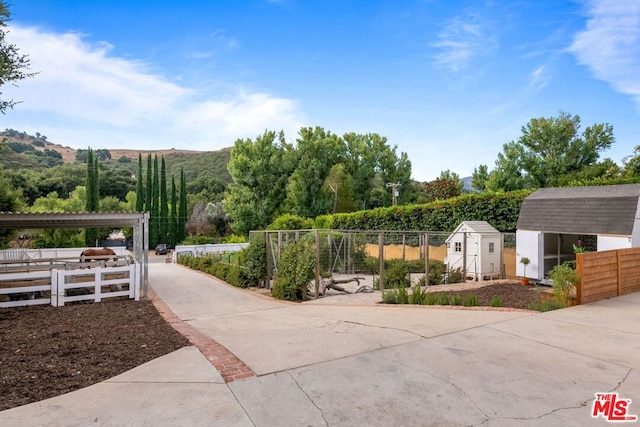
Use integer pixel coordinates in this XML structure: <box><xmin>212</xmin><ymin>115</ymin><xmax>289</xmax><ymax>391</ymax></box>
<box><xmin>570</xmin><ymin>0</ymin><xmax>640</xmax><ymax>109</ymax></box>
<box><xmin>3</xmin><ymin>25</ymin><xmax>305</xmax><ymax>150</ymax></box>
<box><xmin>528</xmin><ymin>65</ymin><xmax>550</xmax><ymax>92</ymax></box>
<box><xmin>431</xmin><ymin>14</ymin><xmax>496</xmax><ymax>72</ymax></box>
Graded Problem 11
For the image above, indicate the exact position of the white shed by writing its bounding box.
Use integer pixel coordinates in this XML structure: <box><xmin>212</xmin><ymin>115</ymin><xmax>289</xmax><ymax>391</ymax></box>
<box><xmin>445</xmin><ymin>221</ymin><xmax>502</xmax><ymax>281</ymax></box>
<box><xmin>516</xmin><ymin>184</ymin><xmax>640</xmax><ymax>283</ymax></box>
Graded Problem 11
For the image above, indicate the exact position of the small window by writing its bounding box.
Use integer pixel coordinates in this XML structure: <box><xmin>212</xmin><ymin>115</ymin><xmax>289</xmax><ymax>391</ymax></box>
<box><xmin>489</xmin><ymin>242</ymin><xmax>495</xmax><ymax>253</ymax></box>
<box><xmin>455</xmin><ymin>242</ymin><xmax>462</xmax><ymax>252</ymax></box>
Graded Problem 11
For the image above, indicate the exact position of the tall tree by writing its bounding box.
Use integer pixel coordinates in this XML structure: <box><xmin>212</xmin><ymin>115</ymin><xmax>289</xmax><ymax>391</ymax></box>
<box><xmin>178</xmin><ymin>167</ymin><xmax>187</xmax><ymax>242</ymax></box>
<box><xmin>150</xmin><ymin>155</ymin><xmax>159</xmax><ymax>247</ymax></box>
<box><xmin>285</xmin><ymin>127</ymin><xmax>345</xmax><ymax>217</ymax></box>
<box><xmin>169</xmin><ymin>174</ymin><xmax>177</xmax><ymax>247</ymax></box>
<box><xmin>135</xmin><ymin>153</ymin><xmax>144</xmax><ymax>212</ymax></box>
<box><xmin>0</xmin><ymin>1</ymin><xmax>37</xmax><ymax>113</ymax></box>
<box><xmin>159</xmin><ymin>156</ymin><xmax>168</xmax><ymax>244</ymax></box>
<box><xmin>145</xmin><ymin>154</ymin><xmax>152</xmax><ymax>212</ymax></box>
<box><xmin>84</xmin><ymin>148</ymin><xmax>100</xmax><ymax>246</ymax></box>
<box><xmin>485</xmin><ymin>112</ymin><xmax>615</xmax><ymax>191</ymax></box>
<box><xmin>225</xmin><ymin>130</ymin><xmax>293</xmax><ymax>235</ymax></box>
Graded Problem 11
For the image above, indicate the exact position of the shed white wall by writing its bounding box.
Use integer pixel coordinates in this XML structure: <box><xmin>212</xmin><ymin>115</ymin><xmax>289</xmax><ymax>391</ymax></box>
<box><xmin>597</xmin><ymin>235</ymin><xmax>632</xmax><ymax>251</ymax></box>
<box><xmin>515</xmin><ymin>230</ymin><xmax>542</xmax><ymax>280</ymax></box>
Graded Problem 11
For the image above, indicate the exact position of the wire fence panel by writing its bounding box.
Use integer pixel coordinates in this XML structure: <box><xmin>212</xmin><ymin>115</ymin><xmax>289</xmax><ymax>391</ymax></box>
<box><xmin>250</xmin><ymin>229</ymin><xmax>518</xmax><ymax>298</ymax></box>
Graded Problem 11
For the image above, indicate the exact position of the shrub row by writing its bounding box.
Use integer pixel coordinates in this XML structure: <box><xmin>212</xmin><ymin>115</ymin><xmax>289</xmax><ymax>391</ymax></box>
<box><xmin>382</xmin><ymin>285</ymin><xmax>502</xmax><ymax>307</ymax></box>
<box><xmin>177</xmin><ymin>254</ymin><xmax>251</xmax><ymax>288</ymax></box>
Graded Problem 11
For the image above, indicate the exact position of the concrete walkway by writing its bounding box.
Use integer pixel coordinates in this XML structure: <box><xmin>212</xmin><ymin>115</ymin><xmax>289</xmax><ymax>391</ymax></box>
<box><xmin>1</xmin><ymin>263</ymin><xmax>639</xmax><ymax>426</ymax></box>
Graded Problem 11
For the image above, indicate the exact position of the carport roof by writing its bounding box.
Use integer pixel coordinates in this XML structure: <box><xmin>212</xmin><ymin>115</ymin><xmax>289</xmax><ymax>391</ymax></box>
<box><xmin>0</xmin><ymin>212</ymin><xmax>146</xmax><ymax>229</ymax></box>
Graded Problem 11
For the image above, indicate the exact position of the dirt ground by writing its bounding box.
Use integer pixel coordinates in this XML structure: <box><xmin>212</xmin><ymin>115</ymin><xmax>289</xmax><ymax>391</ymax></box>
<box><xmin>0</xmin><ymin>298</ymin><xmax>189</xmax><ymax>412</ymax></box>
<box><xmin>1</xmin><ymin>281</ymin><xmax>549</xmax><ymax>412</ymax></box>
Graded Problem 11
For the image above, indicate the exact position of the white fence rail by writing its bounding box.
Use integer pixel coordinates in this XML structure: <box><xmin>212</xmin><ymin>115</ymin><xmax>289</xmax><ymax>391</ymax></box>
<box><xmin>0</xmin><ymin>263</ymin><xmax>141</xmax><ymax>308</ymax></box>
<box><xmin>172</xmin><ymin>243</ymin><xmax>249</xmax><ymax>262</ymax></box>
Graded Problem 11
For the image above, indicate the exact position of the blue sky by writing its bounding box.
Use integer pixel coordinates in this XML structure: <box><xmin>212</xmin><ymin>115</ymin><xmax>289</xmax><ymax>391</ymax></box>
<box><xmin>3</xmin><ymin>0</ymin><xmax>639</xmax><ymax>181</ymax></box>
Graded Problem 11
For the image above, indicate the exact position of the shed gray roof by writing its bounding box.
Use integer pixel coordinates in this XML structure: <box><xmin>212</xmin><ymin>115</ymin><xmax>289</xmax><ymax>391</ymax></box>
<box><xmin>517</xmin><ymin>185</ymin><xmax>640</xmax><ymax>235</ymax></box>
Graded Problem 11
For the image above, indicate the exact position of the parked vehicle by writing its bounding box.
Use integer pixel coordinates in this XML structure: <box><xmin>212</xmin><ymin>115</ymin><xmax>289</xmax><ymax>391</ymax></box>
<box><xmin>155</xmin><ymin>244</ymin><xmax>169</xmax><ymax>255</ymax></box>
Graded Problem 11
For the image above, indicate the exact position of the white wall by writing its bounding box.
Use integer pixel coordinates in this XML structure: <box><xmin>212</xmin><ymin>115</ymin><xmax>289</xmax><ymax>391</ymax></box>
<box><xmin>515</xmin><ymin>230</ymin><xmax>542</xmax><ymax>279</ymax></box>
<box><xmin>597</xmin><ymin>235</ymin><xmax>632</xmax><ymax>251</ymax></box>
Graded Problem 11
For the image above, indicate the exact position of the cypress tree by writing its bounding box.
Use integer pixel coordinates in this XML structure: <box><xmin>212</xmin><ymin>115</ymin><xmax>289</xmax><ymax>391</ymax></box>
<box><xmin>145</xmin><ymin>154</ymin><xmax>152</xmax><ymax>212</ymax></box>
<box><xmin>159</xmin><ymin>156</ymin><xmax>168</xmax><ymax>244</ymax></box>
<box><xmin>84</xmin><ymin>148</ymin><xmax>100</xmax><ymax>246</ymax></box>
<box><xmin>135</xmin><ymin>153</ymin><xmax>144</xmax><ymax>212</ymax></box>
<box><xmin>170</xmin><ymin>175</ymin><xmax>177</xmax><ymax>247</ymax></box>
<box><xmin>151</xmin><ymin>155</ymin><xmax>160</xmax><ymax>247</ymax></box>
<box><xmin>178</xmin><ymin>167</ymin><xmax>187</xmax><ymax>242</ymax></box>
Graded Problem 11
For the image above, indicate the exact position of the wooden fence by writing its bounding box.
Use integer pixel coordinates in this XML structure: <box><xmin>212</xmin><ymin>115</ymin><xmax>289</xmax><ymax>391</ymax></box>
<box><xmin>576</xmin><ymin>248</ymin><xmax>640</xmax><ymax>304</ymax></box>
<box><xmin>0</xmin><ymin>264</ymin><xmax>141</xmax><ymax>308</ymax></box>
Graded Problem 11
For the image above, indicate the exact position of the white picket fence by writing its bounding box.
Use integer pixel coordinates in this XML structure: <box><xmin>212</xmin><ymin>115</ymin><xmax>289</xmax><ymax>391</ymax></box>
<box><xmin>0</xmin><ymin>263</ymin><xmax>141</xmax><ymax>308</ymax></box>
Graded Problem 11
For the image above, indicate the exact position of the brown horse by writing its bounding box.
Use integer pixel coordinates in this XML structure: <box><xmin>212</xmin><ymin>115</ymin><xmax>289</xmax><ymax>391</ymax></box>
<box><xmin>80</xmin><ymin>247</ymin><xmax>117</xmax><ymax>263</ymax></box>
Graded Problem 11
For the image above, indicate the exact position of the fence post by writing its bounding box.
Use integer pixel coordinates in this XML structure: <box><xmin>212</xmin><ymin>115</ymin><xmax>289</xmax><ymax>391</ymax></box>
<box><xmin>424</xmin><ymin>233</ymin><xmax>429</xmax><ymax>285</ymax></box>
<box><xmin>265</xmin><ymin>232</ymin><xmax>271</xmax><ymax>289</ymax></box>
<box><xmin>315</xmin><ymin>229</ymin><xmax>320</xmax><ymax>299</ymax></box>
<box><xmin>575</xmin><ymin>253</ymin><xmax>582</xmax><ymax>304</ymax></box>
<box><xmin>51</xmin><ymin>269</ymin><xmax>59</xmax><ymax>307</ymax></box>
<box><xmin>378</xmin><ymin>232</ymin><xmax>385</xmax><ymax>293</ymax></box>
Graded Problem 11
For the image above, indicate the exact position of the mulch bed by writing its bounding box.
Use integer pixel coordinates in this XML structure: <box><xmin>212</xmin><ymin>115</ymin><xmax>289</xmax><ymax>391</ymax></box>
<box><xmin>0</xmin><ymin>299</ymin><xmax>189</xmax><ymax>412</ymax></box>
<box><xmin>0</xmin><ymin>281</ymin><xmax>550</xmax><ymax>412</ymax></box>
<box><xmin>427</xmin><ymin>281</ymin><xmax>552</xmax><ymax>309</ymax></box>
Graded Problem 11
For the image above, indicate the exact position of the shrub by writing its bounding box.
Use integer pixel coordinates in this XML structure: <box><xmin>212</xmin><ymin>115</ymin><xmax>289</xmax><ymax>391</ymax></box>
<box><xmin>435</xmin><ymin>293</ymin><xmax>450</xmax><ymax>305</ymax></box>
<box><xmin>272</xmin><ymin>240</ymin><xmax>316</xmax><ymax>301</ymax></box>
<box><xmin>451</xmin><ymin>294</ymin><xmax>463</xmax><ymax>305</ymax></box>
<box><xmin>409</xmin><ymin>284</ymin><xmax>427</xmax><ymax>304</ymax></box>
<box><xmin>428</xmin><ymin>259</ymin><xmax>446</xmax><ymax>285</ymax></box>
<box><xmin>464</xmin><ymin>294</ymin><xmax>480</xmax><ymax>306</ymax></box>
<box><xmin>240</xmin><ymin>234</ymin><xmax>267</xmax><ymax>287</ymax></box>
<box><xmin>396</xmin><ymin>285</ymin><xmax>409</xmax><ymax>304</ymax></box>
<box><xmin>527</xmin><ymin>299</ymin><xmax>566</xmax><ymax>312</ymax></box>
<box><xmin>548</xmin><ymin>262</ymin><xmax>579</xmax><ymax>306</ymax></box>
<box><xmin>267</xmin><ymin>213</ymin><xmax>315</xmax><ymax>230</ymax></box>
<box><xmin>490</xmin><ymin>295</ymin><xmax>503</xmax><ymax>307</ymax></box>
<box><xmin>422</xmin><ymin>292</ymin><xmax>436</xmax><ymax>305</ymax></box>
<box><xmin>384</xmin><ymin>260</ymin><xmax>411</xmax><ymax>288</ymax></box>
<box><xmin>447</xmin><ymin>267</ymin><xmax>465</xmax><ymax>284</ymax></box>
<box><xmin>382</xmin><ymin>289</ymin><xmax>399</xmax><ymax>304</ymax></box>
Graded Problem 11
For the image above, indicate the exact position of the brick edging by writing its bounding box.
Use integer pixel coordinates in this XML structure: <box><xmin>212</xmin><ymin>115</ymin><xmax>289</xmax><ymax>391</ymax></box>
<box><xmin>147</xmin><ymin>287</ymin><xmax>255</xmax><ymax>383</ymax></box>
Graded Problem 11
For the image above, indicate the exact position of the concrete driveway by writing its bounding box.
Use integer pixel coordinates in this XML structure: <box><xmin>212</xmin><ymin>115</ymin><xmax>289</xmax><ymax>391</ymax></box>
<box><xmin>1</xmin><ymin>263</ymin><xmax>638</xmax><ymax>426</ymax></box>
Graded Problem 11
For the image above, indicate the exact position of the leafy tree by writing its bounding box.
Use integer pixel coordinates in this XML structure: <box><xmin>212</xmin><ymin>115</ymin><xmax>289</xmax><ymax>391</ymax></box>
<box><xmin>285</xmin><ymin>126</ymin><xmax>345</xmax><ymax>217</ymax></box>
<box><xmin>471</xmin><ymin>164</ymin><xmax>490</xmax><ymax>192</ymax></box>
<box><xmin>225</xmin><ymin>130</ymin><xmax>293</xmax><ymax>235</ymax></box>
<box><xmin>321</xmin><ymin>163</ymin><xmax>356</xmax><ymax>213</ymax></box>
<box><xmin>0</xmin><ymin>2</ymin><xmax>37</xmax><ymax>113</ymax></box>
<box><xmin>623</xmin><ymin>146</ymin><xmax>640</xmax><ymax>178</ymax></box>
<box><xmin>0</xmin><ymin>170</ymin><xmax>22</xmax><ymax>246</ymax></box>
<box><xmin>135</xmin><ymin>154</ymin><xmax>144</xmax><ymax>212</ymax></box>
<box><xmin>418</xmin><ymin>177</ymin><xmax>461</xmax><ymax>203</ymax></box>
<box><xmin>485</xmin><ymin>112</ymin><xmax>615</xmax><ymax>191</ymax></box>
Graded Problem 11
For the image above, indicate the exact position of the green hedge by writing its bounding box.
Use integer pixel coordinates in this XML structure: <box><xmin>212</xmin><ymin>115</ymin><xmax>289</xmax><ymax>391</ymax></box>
<box><xmin>315</xmin><ymin>190</ymin><xmax>530</xmax><ymax>232</ymax></box>
<box><xmin>177</xmin><ymin>254</ymin><xmax>250</xmax><ymax>288</ymax></box>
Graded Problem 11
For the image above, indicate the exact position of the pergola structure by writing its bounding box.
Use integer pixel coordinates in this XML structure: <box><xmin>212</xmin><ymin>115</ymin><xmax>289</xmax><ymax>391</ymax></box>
<box><xmin>0</xmin><ymin>212</ymin><xmax>150</xmax><ymax>296</ymax></box>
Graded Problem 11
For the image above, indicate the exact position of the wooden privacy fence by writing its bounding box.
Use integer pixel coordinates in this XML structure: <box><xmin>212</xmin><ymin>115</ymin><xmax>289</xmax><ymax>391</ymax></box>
<box><xmin>576</xmin><ymin>248</ymin><xmax>640</xmax><ymax>304</ymax></box>
<box><xmin>0</xmin><ymin>264</ymin><xmax>141</xmax><ymax>308</ymax></box>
